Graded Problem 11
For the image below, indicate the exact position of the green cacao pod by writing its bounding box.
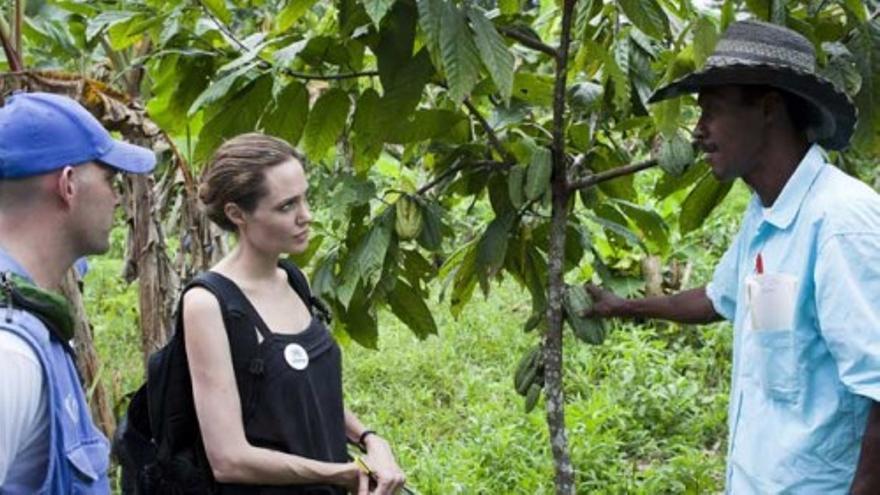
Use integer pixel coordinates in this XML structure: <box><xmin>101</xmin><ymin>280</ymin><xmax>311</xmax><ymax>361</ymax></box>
<box><xmin>394</xmin><ymin>196</ymin><xmax>423</xmax><ymax>240</ymax></box>
<box><xmin>524</xmin><ymin>383</ymin><xmax>542</xmax><ymax>413</ymax></box>
<box><xmin>508</xmin><ymin>166</ymin><xmax>525</xmax><ymax>208</ymax></box>
<box><xmin>563</xmin><ymin>284</ymin><xmax>606</xmax><ymax>345</ymax></box>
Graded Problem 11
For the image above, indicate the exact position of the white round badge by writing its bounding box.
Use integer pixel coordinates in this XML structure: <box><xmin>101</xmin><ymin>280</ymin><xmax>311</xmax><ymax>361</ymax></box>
<box><xmin>283</xmin><ymin>343</ymin><xmax>309</xmax><ymax>370</ymax></box>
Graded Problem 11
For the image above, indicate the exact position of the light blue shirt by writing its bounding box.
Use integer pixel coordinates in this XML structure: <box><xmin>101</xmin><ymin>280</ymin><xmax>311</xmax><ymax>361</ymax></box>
<box><xmin>706</xmin><ymin>145</ymin><xmax>880</xmax><ymax>493</ymax></box>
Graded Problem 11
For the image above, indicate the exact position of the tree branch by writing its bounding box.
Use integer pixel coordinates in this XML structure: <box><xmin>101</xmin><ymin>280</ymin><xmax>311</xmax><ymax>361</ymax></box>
<box><xmin>567</xmin><ymin>157</ymin><xmax>659</xmax><ymax>191</ymax></box>
<box><xmin>13</xmin><ymin>0</ymin><xmax>23</xmax><ymax>65</ymax></box>
<box><xmin>463</xmin><ymin>98</ymin><xmax>517</xmax><ymax>165</ymax></box>
<box><xmin>416</xmin><ymin>159</ymin><xmax>508</xmax><ymax>196</ymax></box>
<box><xmin>0</xmin><ymin>16</ymin><xmax>21</xmax><ymax>71</ymax></box>
<box><xmin>498</xmin><ymin>25</ymin><xmax>558</xmax><ymax>58</ymax></box>
<box><xmin>197</xmin><ymin>0</ymin><xmax>378</xmax><ymax>82</ymax></box>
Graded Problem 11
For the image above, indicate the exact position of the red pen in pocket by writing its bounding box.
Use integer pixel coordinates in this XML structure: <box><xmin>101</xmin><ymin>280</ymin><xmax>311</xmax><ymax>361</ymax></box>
<box><xmin>755</xmin><ymin>253</ymin><xmax>764</xmax><ymax>275</ymax></box>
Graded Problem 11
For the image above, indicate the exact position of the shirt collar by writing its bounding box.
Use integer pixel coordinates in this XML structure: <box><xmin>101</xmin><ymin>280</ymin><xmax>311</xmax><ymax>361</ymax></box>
<box><xmin>757</xmin><ymin>144</ymin><xmax>826</xmax><ymax>230</ymax></box>
<box><xmin>0</xmin><ymin>245</ymin><xmax>34</xmax><ymax>282</ymax></box>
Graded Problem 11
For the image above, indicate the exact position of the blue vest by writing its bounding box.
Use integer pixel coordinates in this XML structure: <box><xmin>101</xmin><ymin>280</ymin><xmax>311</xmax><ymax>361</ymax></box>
<box><xmin>0</xmin><ymin>307</ymin><xmax>110</xmax><ymax>494</ymax></box>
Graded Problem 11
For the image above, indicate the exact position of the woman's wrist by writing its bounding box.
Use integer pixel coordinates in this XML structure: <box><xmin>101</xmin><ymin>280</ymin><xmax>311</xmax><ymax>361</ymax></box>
<box><xmin>328</xmin><ymin>461</ymin><xmax>361</xmax><ymax>486</ymax></box>
<box><xmin>358</xmin><ymin>429</ymin><xmax>377</xmax><ymax>448</ymax></box>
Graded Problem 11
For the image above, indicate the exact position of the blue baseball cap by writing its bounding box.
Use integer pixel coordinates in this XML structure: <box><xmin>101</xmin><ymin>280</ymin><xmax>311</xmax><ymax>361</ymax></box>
<box><xmin>0</xmin><ymin>92</ymin><xmax>156</xmax><ymax>179</ymax></box>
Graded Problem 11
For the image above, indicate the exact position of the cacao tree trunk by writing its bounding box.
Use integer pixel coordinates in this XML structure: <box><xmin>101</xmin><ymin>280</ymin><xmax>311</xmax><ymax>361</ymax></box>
<box><xmin>545</xmin><ymin>1</ymin><xmax>578</xmax><ymax>493</ymax></box>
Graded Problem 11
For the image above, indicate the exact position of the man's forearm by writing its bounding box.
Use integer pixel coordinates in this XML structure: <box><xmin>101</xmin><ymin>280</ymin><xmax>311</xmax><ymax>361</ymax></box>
<box><xmin>618</xmin><ymin>287</ymin><xmax>722</xmax><ymax>325</ymax></box>
<box><xmin>851</xmin><ymin>401</ymin><xmax>880</xmax><ymax>494</ymax></box>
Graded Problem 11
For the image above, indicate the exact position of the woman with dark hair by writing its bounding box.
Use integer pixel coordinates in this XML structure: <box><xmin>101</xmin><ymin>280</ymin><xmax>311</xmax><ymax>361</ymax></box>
<box><xmin>183</xmin><ymin>132</ymin><xmax>405</xmax><ymax>494</ymax></box>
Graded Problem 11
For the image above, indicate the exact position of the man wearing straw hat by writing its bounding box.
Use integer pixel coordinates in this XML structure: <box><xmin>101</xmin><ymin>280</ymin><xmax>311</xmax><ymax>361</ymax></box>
<box><xmin>584</xmin><ymin>20</ymin><xmax>880</xmax><ymax>493</ymax></box>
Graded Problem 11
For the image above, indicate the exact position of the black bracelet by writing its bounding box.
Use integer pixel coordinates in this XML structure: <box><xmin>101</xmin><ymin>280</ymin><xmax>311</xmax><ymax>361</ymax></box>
<box><xmin>358</xmin><ymin>429</ymin><xmax>377</xmax><ymax>448</ymax></box>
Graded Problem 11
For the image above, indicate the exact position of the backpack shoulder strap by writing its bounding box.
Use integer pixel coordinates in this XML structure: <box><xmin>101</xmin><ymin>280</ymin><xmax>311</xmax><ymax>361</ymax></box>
<box><xmin>179</xmin><ymin>272</ymin><xmax>268</xmax><ymax>412</ymax></box>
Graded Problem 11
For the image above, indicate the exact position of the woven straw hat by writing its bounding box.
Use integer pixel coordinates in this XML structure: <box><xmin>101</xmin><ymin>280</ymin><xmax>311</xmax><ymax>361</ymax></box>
<box><xmin>649</xmin><ymin>20</ymin><xmax>857</xmax><ymax>150</ymax></box>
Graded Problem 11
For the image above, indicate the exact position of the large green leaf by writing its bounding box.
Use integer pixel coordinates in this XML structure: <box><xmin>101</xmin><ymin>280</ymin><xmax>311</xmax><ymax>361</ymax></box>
<box><xmin>202</xmin><ymin>0</ymin><xmax>232</xmax><ymax>25</ymax></box>
<box><xmin>617</xmin><ymin>0</ymin><xmax>669</xmax><ymax>40</ymax></box>
<box><xmin>341</xmin><ymin>289</ymin><xmax>378</xmax><ymax>349</ymax></box>
<box><xmin>450</xmin><ymin>242</ymin><xmax>478</xmax><ymax>318</ymax></box>
<box><xmin>467</xmin><ymin>6</ymin><xmax>514</xmax><ymax>102</ymax></box>
<box><xmin>679</xmin><ymin>172</ymin><xmax>735</xmax><ymax>234</ymax></box>
<box><xmin>416</xmin><ymin>0</ymin><xmax>443</xmax><ymax>54</ymax></box>
<box><xmin>388</xmin><ymin>279</ymin><xmax>438</xmax><ymax>339</ymax></box>
<box><xmin>364</xmin><ymin>0</ymin><xmax>396</xmax><ymax>28</ymax></box>
<box><xmin>376</xmin><ymin>0</ymin><xmax>417</xmax><ymax>91</ymax></box>
<box><xmin>381</xmin><ymin>48</ymin><xmax>435</xmax><ymax>117</ymax></box>
<box><xmin>744</xmin><ymin>0</ymin><xmax>770</xmax><ymax>21</ymax></box>
<box><xmin>146</xmin><ymin>54</ymin><xmax>213</xmax><ymax>135</ymax></box>
<box><xmin>188</xmin><ymin>61</ymin><xmax>261</xmax><ymax>117</ymax></box>
<box><xmin>614</xmin><ymin>200</ymin><xmax>669</xmax><ymax>254</ymax></box>
<box><xmin>416</xmin><ymin>199</ymin><xmax>444</xmax><ymax>251</ymax></box>
<box><xmin>586</xmin><ymin>147</ymin><xmax>636</xmax><ymax>201</ymax></box>
<box><xmin>194</xmin><ymin>75</ymin><xmax>273</xmax><ymax>163</ymax></box>
<box><xmin>302</xmin><ymin>88</ymin><xmax>351</xmax><ymax>161</ymax></box>
<box><xmin>590</xmin><ymin>206</ymin><xmax>645</xmax><ymax>252</ymax></box>
<box><xmin>848</xmin><ymin>19</ymin><xmax>880</xmax><ymax>155</ymax></box>
<box><xmin>276</xmin><ymin>0</ymin><xmax>319</xmax><ymax>31</ymax></box>
<box><xmin>439</xmin><ymin>1</ymin><xmax>482</xmax><ymax>103</ymax></box>
<box><xmin>476</xmin><ymin>211</ymin><xmax>516</xmax><ymax>293</ymax></box>
<box><xmin>337</xmin><ymin>210</ymin><xmax>394</xmax><ymax>308</ymax></box>
<box><xmin>260</xmin><ymin>80</ymin><xmax>309</xmax><ymax>146</ymax></box>
<box><xmin>692</xmin><ymin>16</ymin><xmax>719</xmax><ymax>68</ymax></box>
<box><xmin>385</xmin><ymin>110</ymin><xmax>466</xmax><ymax>144</ymax></box>
<box><xmin>512</xmin><ymin>72</ymin><xmax>555</xmax><ymax>106</ymax></box>
<box><xmin>654</xmin><ymin>161</ymin><xmax>709</xmax><ymax>200</ymax></box>
<box><xmin>352</xmin><ymin>89</ymin><xmax>384</xmax><ymax>174</ymax></box>
<box><xmin>85</xmin><ymin>10</ymin><xmax>137</xmax><ymax>41</ymax></box>
<box><xmin>311</xmin><ymin>252</ymin><xmax>338</xmax><ymax>301</ymax></box>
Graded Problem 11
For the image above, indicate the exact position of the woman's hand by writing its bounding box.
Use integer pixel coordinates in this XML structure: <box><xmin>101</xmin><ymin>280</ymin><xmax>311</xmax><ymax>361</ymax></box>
<box><xmin>339</xmin><ymin>462</ymin><xmax>370</xmax><ymax>495</ymax></box>
<box><xmin>363</xmin><ymin>436</ymin><xmax>406</xmax><ymax>494</ymax></box>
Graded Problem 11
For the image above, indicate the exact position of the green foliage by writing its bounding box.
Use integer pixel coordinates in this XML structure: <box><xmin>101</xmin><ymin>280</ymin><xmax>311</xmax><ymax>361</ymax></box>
<box><xmin>301</xmin><ymin>88</ymin><xmax>351</xmax><ymax>161</ymax></box>
<box><xmin>617</xmin><ymin>0</ymin><xmax>670</xmax><ymax>40</ymax></box>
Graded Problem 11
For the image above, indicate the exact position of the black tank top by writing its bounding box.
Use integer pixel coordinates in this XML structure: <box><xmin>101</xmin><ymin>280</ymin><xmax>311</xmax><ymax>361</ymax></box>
<box><xmin>208</xmin><ymin>266</ymin><xmax>348</xmax><ymax>495</ymax></box>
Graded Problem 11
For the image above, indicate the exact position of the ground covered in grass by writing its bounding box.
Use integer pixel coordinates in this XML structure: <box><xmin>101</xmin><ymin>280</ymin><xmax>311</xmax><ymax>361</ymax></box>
<box><xmin>84</xmin><ymin>182</ymin><xmax>752</xmax><ymax>494</ymax></box>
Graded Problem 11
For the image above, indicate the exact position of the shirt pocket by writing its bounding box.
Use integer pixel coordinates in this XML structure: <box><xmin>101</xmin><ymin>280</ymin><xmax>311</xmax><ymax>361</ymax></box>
<box><xmin>66</xmin><ymin>439</ymin><xmax>111</xmax><ymax>494</ymax></box>
<box><xmin>753</xmin><ymin>329</ymin><xmax>799</xmax><ymax>402</ymax></box>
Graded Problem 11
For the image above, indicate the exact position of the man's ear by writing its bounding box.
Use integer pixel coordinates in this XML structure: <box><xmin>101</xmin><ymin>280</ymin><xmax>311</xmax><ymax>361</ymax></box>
<box><xmin>55</xmin><ymin>166</ymin><xmax>77</xmax><ymax>208</ymax></box>
<box><xmin>762</xmin><ymin>91</ymin><xmax>786</xmax><ymax>124</ymax></box>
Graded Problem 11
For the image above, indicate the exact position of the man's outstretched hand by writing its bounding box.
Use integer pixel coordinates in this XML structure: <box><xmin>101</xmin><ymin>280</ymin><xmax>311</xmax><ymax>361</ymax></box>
<box><xmin>581</xmin><ymin>284</ymin><xmax>627</xmax><ymax>319</ymax></box>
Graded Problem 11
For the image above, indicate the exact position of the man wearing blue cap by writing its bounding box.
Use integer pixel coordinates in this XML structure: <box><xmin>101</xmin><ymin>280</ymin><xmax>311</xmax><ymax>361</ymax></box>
<box><xmin>0</xmin><ymin>92</ymin><xmax>155</xmax><ymax>494</ymax></box>
<box><xmin>583</xmin><ymin>21</ymin><xmax>880</xmax><ymax>494</ymax></box>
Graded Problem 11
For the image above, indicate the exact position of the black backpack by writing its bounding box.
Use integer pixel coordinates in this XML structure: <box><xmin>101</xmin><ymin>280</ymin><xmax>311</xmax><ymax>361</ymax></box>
<box><xmin>114</xmin><ymin>261</ymin><xmax>329</xmax><ymax>495</ymax></box>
